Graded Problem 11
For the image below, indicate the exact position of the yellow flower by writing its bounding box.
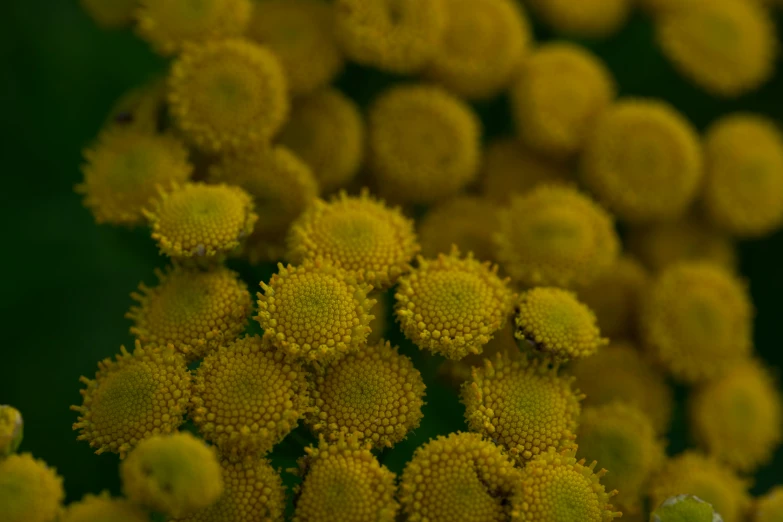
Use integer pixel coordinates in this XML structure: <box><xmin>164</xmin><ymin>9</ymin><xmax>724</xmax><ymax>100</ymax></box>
<box><xmin>0</xmin><ymin>453</ymin><xmax>63</xmax><ymax>522</ymax></box>
<box><xmin>690</xmin><ymin>360</ymin><xmax>782</xmax><ymax>473</ymax></box>
<box><xmin>515</xmin><ymin>287</ymin><xmax>607</xmax><ymax>362</ymax></box>
<box><xmin>287</xmin><ymin>190</ymin><xmax>419</xmax><ymax>289</ymax></box>
<box><xmin>76</xmin><ymin>128</ymin><xmax>192</xmax><ymax>226</ymax></box>
<box><xmin>462</xmin><ymin>353</ymin><xmax>583</xmax><ymax>463</ymax></box>
<box><xmin>61</xmin><ymin>493</ymin><xmax>148</xmax><ymax>522</ymax></box>
<box><xmin>581</xmin><ymin>99</ymin><xmax>702</xmax><ymax>223</ymax></box>
<box><xmin>0</xmin><ymin>405</ymin><xmax>23</xmax><ymax>457</ymax></box>
<box><xmin>368</xmin><ymin>84</ymin><xmax>481</xmax><ymax>205</ymax></box>
<box><xmin>104</xmin><ymin>78</ymin><xmax>167</xmax><ymax>133</ymax></box>
<box><xmin>641</xmin><ymin>262</ymin><xmax>753</xmax><ymax>383</ymax></box>
<box><xmin>121</xmin><ymin>432</ymin><xmax>223</xmax><ymax>517</ymax></box>
<box><xmin>495</xmin><ymin>184</ymin><xmax>619</xmax><ymax>288</ymax></box>
<box><xmin>247</xmin><ymin>0</ymin><xmax>344</xmax><ymax>96</ymax></box>
<box><xmin>145</xmin><ymin>182</ymin><xmax>258</xmax><ymax>259</ymax></box>
<box><xmin>511</xmin><ymin>42</ymin><xmax>615</xmax><ymax>157</ymax></box>
<box><xmin>191</xmin><ymin>335</ymin><xmax>310</xmax><ymax>460</ymax></box>
<box><xmin>395</xmin><ymin>248</ymin><xmax>516</xmax><ymax>360</ymax></box>
<box><xmin>80</xmin><ymin>0</ymin><xmax>136</xmax><ymax>29</ymax></box>
<box><xmin>569</xmin><ymin>341</ymin><xmax>673</xmax><ymax>435</ymax></box>
<box><xmin>417</xmin><ymin>196</ymin><xmax>500</xmax><ymax>263</ymax></box>
<box><xmin>510</xmin><ymin>447</ymin><xmax>621</xmax><ymax>521</ymax></box>
<box><xmin>648</xmin><ymin>452</ymin><xmax>751</xmax><ymax>522</ymax></box>
<box><xmin>577</xmin><ymin>402</ymin><xmax>666</xmax><ymax>515</ymax></box>
<box><xmin>334</xmin><ymin>0</ymin><xmax>447</xmax><ymax>74</ymax></box>
<box><xmin>398</xmin><ymin>432</ymin><xmax>519</xmax><ymax>522</ymax></box>
<box><xmin>651</xmin><ymin>494</ymin><xmax>722</xmax><ymax>522</ymax></box>
<box><xmin>277</xmin><ymin>88</ymin><xmax>364</xmax><ymax>193</ymax></box>
<box><xmin>293</xmin><ymin>435</ymin><xmax>398</xmax><ymax>522</ymax></box>
<box><xmin>754</xmin><ymin>486</ymin><xmax>783</xmax><ymax>522</ymax></box>
<box><xmin>168</xmin><ymin>39</ymin><xmax>289</xmax><ymax>152</ymax></box>
<box><xmin>426</xmin><ymin>0</ymin><xmax>531</xmax><ymax>100</ymax></box>
<box><xmin>703</xmin><ymin>113</ymin><xmax>783</xmax><ymax>238</ymax></box>
<box><xmin>656</xmin><ymin>0</ymin><xmax>776</xmax><ymax>98</ymax></box>
<box><xmin>71</xmin><ymin>342</ymin><xmax>191</xmax><ymax>458</ymax></box>
<box><xmin>307</xmin><ymin>340</ymin><xmax>425</xmax><ymax>448</ymax></box>
<box><xmin>527</xmin><ymin>0</ymin><xmax>630</xmax><ymax>38</ymax></box>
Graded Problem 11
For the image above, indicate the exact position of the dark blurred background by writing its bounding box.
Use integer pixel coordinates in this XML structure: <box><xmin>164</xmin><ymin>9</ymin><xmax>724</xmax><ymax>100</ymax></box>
<box><xmin>2</xmin><ymin>0</ymin><xmax>782</xmax><ymax>507</ymax></box>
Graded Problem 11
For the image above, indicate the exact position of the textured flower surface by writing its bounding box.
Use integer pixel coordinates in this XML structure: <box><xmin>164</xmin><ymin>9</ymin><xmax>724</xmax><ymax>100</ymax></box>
<box><xmin>0</xmin><ymin>405</ymin><xmax>23</xmax><ymax>457</ymax></box>
<box><xmin>0</xmin><ymin>453</ymin><xmax>64</xmax><ymax>522</ymax></box>
<box><xmin>754</xmin><ymin>486</ymin><xmax>783</xmax><ymax>522</ymax></box>
<box><xmin>527</xmin><ymin>0</ymin><xmax>630</xmax><ymax>38</ymax></box>
<box><xmin>60</xmin><ymin>493</ymin><xmax>149</xmax><ymax>522</ymax></box>
<box><xmin>417</xmin><ymin>196</ymin><xmax>500</xmax><ymax>262</ymax></box>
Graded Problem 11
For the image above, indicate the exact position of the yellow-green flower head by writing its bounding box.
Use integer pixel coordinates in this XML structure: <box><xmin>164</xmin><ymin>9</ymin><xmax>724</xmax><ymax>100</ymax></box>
<box><xmin>104</xmin><ymin>78</ymin><xmax>167</xmax><ymax>133</ymax></box>
<box><xmin>293</xmin><ymin>435</ymin><xmax>398</xmax><ymax>522</ymax></box>
<box><xmin>168</xmin><ymin>39</ymin><xmax>289</xmax><ymax>153</ymax></box>
<box><xmin>61</xmin><ymin>493</ymin><xmax>148</xmax><ymax>522</ymax></box>
<box><xmin>80</xmin><ymin>0</ymin><xmax>136</xmax><ymax>29</ymax></box>
<box><xmin>481</xmin><ymin>138</ymin><xmax>571</xmax><ymax>205</ymax></box>
<box><xmin>703</xmin><ymin>113</ymin><xmax>783</xmax><ymax>238</ymax></box>
<box><xmin>641</xmin><ymin>262</ymin><xmax>753</xmax><ymax>383</ymax></box>
<box><xmin>494</xmin><ymin>184</ymin><xmax>620</xmax><ymax>289</ymax></box>
<box><xmin>145</xmin><ymin>182</ymin><xmax>258</xmax><ymax>259</ymax></box>
<box><xmin>462</xmin><ymin>353</ymin><xmax>583</xmax><ymax>463</ymax></box>
<box><xmin>395</xmin><ymin>248</ymin><xmax>516</xmax><ymax>360</ymax></box>
<box><xmin>306</xmin><ymin>340</ymin><xmax>425</xmax><ymax>448</ymax></box>
<box><xmin>0</xmin><ymin>405</ymin><xmax>23</xmax><ymax>457</ymax></box>
<box><xmin>173</xmin><ymin>457</ymin><xmax>286</xmax><ymax>522</ymax></box>
<box><xmin>209</xmin><ymin>145</ymin><xmax>318</xmax><ymax>264</ymax></box>
<box><xmin>77</xmin><ymin>128</ymin><xmax>192</xmax><ymax>227</ymax></box>
<box><xmin>71</xmin><ymin>342</ymin><xmax>191</xmax><ymax>458</ymax></box>
<box><xmin>656</xmin><ymin>0</ymin><xmax>776</xmax><ymax>98</ymax></box>
<box><xmin>192</xmin><ymin>335</ymin><xmax>310</xmax><ymax>460</ymax></box>
<box><xmin>368</xmin><ymin>84</ymin><xmax>481</xmax><ymax>205</ymax></box>
<box><xmin>577</xmin><ymin>402</ymin><xmax>666</xmax><ymax>515</ymax></box>
<box><xmin>581</xmin><ymin>99</ymin><xmax>703</xmax><ymax>223</ymax></box>
<box><xmin>689</xmin><ymin>360</ymin><xmax>782</xmax><ymax>473</ymax></box>
<box><xmin>418</xmin><ymin>196</ymin><xmax>500</xmax><ymax>263</ymax></box>
<box><xmin>0</xmin><ymin>453</ymin><xmax>63</xmax><ymax>522</ymax></box>
<box><xmin>651</xmin><ymin>494</ymin><xmax>724</xmax><ymax>522</ymax></box>
<box><xmin>515</xmin><ymin>287</ymin><xmax>608</xmax><ymax>362</ymax></box>
<box><xmin>511</xmin><ymin>42</ymin><xmax>616</xmax><ymax>157</ymax></box>
<box><xmin>426</xmin><ymin>0</ymin><xmax>531</xmax><ymax>100</ymax></box>
<box><xmin>247</xmin><ymin>0</ymin><xmax>344</xmax><ymax>96</ymax></box>
<box><xmin>527</xmin><ymin>0</ymin><xmax>630</xmax><ymax>38</ymax></box>
<box><xmin>648</xmin><ymin>453</ymin><xmax>751</xmax><ymax>522</ymax></box>
<box><xmin>574</xmin><ymin>256</ymin><xmax>649</xmax><ymax>340</ymax></box>
<box><xmin>754</xmin><ymin>486</ymin><xmax>783</xmax><ymax>522</ymax></box>
<box><xmin>334</xmin><ymin>0</ymin><xmax>447</xmax><ymax>74</ymax></box>
<box><xmin>398</xmin><ymin>432</ymin><xmax>520</xmax><ymax>522</ymax></box>
<box><xmin>510</xmin><ymin>446</ymin><xmax>621</xmax><ymax>521</ymax></box>
<box><xmin>127</xmin><ymin>265</ymin><xmax>252</xmax><ymax>362</ymax></box>
<box><xmin>121</xmin><ymin>432</ymin><xmax>223</xmax><ymax>517</ymax></box>
<box><xmin>277</xmin><ymin>88</ymin><xmax>364</xmax><ymax>194</ymax></box>
<box><xmin>287</xmin><ymin>190</ymin><xmax>419</xmax><ymax>289</ymax></box>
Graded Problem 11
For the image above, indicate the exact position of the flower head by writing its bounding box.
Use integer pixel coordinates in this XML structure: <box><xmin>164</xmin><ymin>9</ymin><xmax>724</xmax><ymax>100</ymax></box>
<box><xmin>0</xmin><ymin>453</ymin><xmax>64</xmax><ymax>522</ymax></box>
<box><xmin>0</xmin><ymin>405</ymin><xmax>23</xmax><ymax>457</ymax></box>
<box><xmin>527</xmin><ymin>0</ymin><xmax>630</xmax><ymax>38</ymax></box>
<box><xmin>105</xmin><ymin>78</ymin><xmax>167</xmax><ymax>133</ymax></box>
<box><xmin>754</xmin><ymin>486</ymin><xmax>783</xmax><ymax>522</ymax></box>
<box><xmin>80</xmin><ymin>0</ymin><xmax>136</xmax><ymax>28</ymax></box>
<box><xmin>417</xmin><ymin>196</ymin><xmax>500</xmax><ymax>263</ymax></box>
<box><xmin>61</xmin><ymin>493</ymin><xmax>148</xmax><ymax>522</ymax></box>
<box><xmin>651</xmin><ymin>494</ymin><xmax>723</xmax><ymax>522</ymax></box>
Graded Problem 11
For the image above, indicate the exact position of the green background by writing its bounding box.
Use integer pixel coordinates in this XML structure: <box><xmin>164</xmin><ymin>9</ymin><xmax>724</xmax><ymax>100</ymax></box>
<box><xmin>3</xmin><ymin>0</ymin><xmax>783</xmax><ymax>511</ymax></box>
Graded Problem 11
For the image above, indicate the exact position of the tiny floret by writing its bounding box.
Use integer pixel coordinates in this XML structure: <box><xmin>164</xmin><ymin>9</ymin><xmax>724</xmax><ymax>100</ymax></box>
<box><xmin>0</xmin><ymin>405</ymin><xmax>23</xmax><ymax>457</ymax></box>
<box><xmin>61</xmin><ymin>493</ymin><xmax>149</xmax><ymax>522</ymax></box>
<box><xmin>0</xmin><ymin>453</ymin><xmax>64</xmax><ymax>522</ymax></box>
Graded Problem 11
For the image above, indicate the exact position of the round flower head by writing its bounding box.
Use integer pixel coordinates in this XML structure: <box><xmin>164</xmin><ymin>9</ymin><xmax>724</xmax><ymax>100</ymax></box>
<box><xmin>0</xmin><ymin>453</ymin><xmax>63</xmax><ymax>522</ymax></box>
<box><xmin>127</xmin><ymin>265</ymin><xmax>252</xmax><ymax>362</ymax></box>
<box><xmin>173</xmin><ymin>458</ymin><xmax>285</xmax><ymax>522</ymax></box>
<box><xmin>754</xmin><ymin>486</ymin><xmax>783</xmax><ymax>522</ymax></box>
<box><xmin>656</xmin><ymin>0</ymin><xmax>776</xmax><ymax>98</ymax></box>
<box><xmin>247</xmin><ymin>0</ymin><xmax>344</xmax><ymax>96</ymax></box>
<box><xmin>136</xmin><ymin>0</ymin><xmax>252</xmax><ymax>56</ymax></box>
<box><xmin>61</xmin><ymin>493</ymin><xmax>148</xmax><ymax>522</ymax></box>
<box><xmin>0</xmin><ymin>405</ymin><xmax>23</xmax><ymax>457</ymax></box>
<box><xmin>703</xmin><ymin>114</ymin><xmax>783</xmax><ymax>238</ymax></box>
<box><xmin>306</xmin><ymin>340</ymin><xmax>425</xmax><ymax>448</ymax></box>
<box><xmin>527</xmin><ymin>0</ymin><xmax>630</xmax><ymax>38</ymax></box>
<box><xmin>121</xmin><ymin>432</ymin><xmax>223</xmax><ymax>517</ymax></box>
<box><xmin>641</xmin><ymin>262</ymin><xmax>753</xmax><ymax>383</ymax></box>
<box><xmin>426</xmin><ymin>0</ymin><xmax>531</xmax><ymax>100</ymax></box>
<box><xmin>192</xmin><ymin>335</ymin><xmax>310</xmax><ymax>460</ymax></box>
<box><xmin>293</xmin><ymin>435</ymin><xmax>398</xmax><ymax>522</ymax></box>
<box><xmin>648</xmin><ymin>453</ymin><xmax>750</xmax><ymax>522</ymax></box>
<box><xmin>577</xmin><ymin>402</ymin><xmax>666</xmax><ymax>514</ymax></box>
<box><xmin>71</xmin><ymin>342</ymin><xmax>191</xmax><ymax>458</ymax></box>
<box><xmin>105</xmin><ymin>78</ymin><xmax>167</xmax><ymax>133</ymax></box>
<box><xmin>287</xmin><ymin>190</ymin><xmax>419</xmax><ymax>289</ymax></box>
<box><xmin>168</xmin><ymin>39</ymin><xmax>289</xmax><ymax>152</ymax></box>
<box><xmin>494</xmin><ymin>184</ymin><xmax>620</xmax><ymax>288</ymax></box>
<box><xmin>80</xmin><ymin>0</ymin><xmax>136</xmax><ymax>28</ymax></box>
<box><xmin>651</xmin><ymin>494</ymin><xmax>724</xmax><ymax>522</ymax></box>
<box><xmin>462</xmin><ymin>353</ymin><xmax>583</xmax><ymax>463</ymax></box>
<box><xmin>581</xmin><ymin>99</ymin><xmax>703</xmax><ymax>223</ymax></box>
<box><xmin>510</xmin><ymin>446</ymin><xmax>621</xmax><ymax>521</ymax></box>
<box><xmin>145</xmin><ymin>182</ymin><xmax>258</xmax><ymax>259</ymax></box>
<box><xmin>277</xmin><ymin>89</ymin><xmax>364</xmax><ymax>193</ymax></box>
<box><xmin>334</xmin><ymin>0</ymin><xmax>447</xmax><ymax>74</ymax></box>
<box><xmin>77</xmin><ymin>128</ymin><xmax>192</xmax><ymax>226</ymax></box>
<box><xmin>418</xmin><ymin>196</ymin><xmax>500</xmax><ymax>263</ymax></box>
<box><xmin>515</xmin><ymin>287</ymin><xmax>608</xmax><ymax>362</ymax></box>
<box><xmin>689</xmin><ymin>360</ymin><xmax>782</xmax><ymax>473</ymax></box>
<box><xmin>511</xmin><ymin>42</ymin><xmax>615</xmax><ymax>157</ymax></box>
<box><xmin>368</xmin><ymin>84</ymin><xmax>481</xmax><ymax>205</ymax></box>
<box><xmin>395</xmin><ymin>248</ymin><xmax>516</xmax><ymax>360</ymax></box>
<box><xmin>481</xmin><ymin>138</ymin><xmax>571</xmax><ymax>204</ymax></box>
<box><xmin>209</xmin><ymin>145</ymin><xmax>318</xmax><ymax>264</ymax></box>
<box><xmin>399</xmin><ymin>432</ymin><xmax>520</xmax><ymax>522</ymax></box>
